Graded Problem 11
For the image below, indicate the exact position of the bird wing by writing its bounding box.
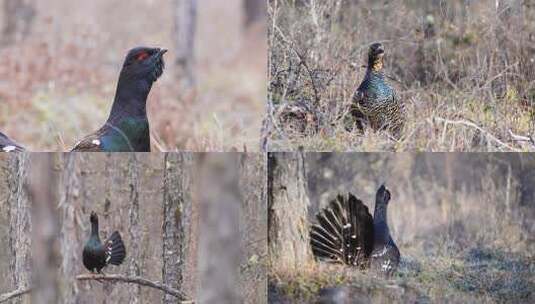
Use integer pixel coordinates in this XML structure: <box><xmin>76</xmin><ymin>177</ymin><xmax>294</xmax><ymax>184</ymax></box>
<box><xmin>0</xmin><ymin>132</ymin><xmax>25</xmax><ymax>152</ymax></box>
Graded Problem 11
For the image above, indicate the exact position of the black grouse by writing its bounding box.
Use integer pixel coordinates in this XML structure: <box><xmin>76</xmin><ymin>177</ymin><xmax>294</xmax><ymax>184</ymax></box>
<box><xmin>72</xmin><ymin>47</ymin><xmax>167</xmax><ymax>152</ymax></box>
<box><xmin>0</xmin><ymin>132</ymin><xmax>25</xmax><ymax>152</ymax></box>
<box><xmin>83</xmin><ymin>212</ymin><xmax>126</xmax><ymax>273</ymax></box>
<box><xmin>310</xmin><ymin>185</ymin><xmax>400</xmax><ymax>276</ymax></box>
<box><xmin>351</xmin><ymin>43</ymin><xmax>405</xmax><ymax>138</ymax></box>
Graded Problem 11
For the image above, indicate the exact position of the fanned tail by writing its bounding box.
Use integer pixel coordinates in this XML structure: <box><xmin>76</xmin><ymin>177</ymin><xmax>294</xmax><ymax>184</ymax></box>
<box><xmin>105</xmin><ymin>231</ymin><xmax>126</xmax><ymax>266</ymax></box>
<box><xmin>310</xmin><ymin>193</ymin><xmax>374</xmax><ymax>267</ymax></box>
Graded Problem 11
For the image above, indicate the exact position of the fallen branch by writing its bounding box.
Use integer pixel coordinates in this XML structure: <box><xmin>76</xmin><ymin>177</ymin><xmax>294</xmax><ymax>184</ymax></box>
<box><xmin>76</xmin><ymin>274</ymin><xmax>190</xmax><ymax>302</ymax></box>
<box><xmin>0</xmin><ymin>286</ymin><xmax>32</xmax><ymax>303</ymax></box>
<box><xmin>432</xmin><ymin>117</ymin><xmax>521</xmax><ymax>152</ymax></box>
<box><xmin>508</xmin><ymin>129</ymin><xmax>535</xmax><ymax>151</ymax></box>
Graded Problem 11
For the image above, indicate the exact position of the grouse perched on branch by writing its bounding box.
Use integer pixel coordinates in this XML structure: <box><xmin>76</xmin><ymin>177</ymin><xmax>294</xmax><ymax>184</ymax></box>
<box><xmin>351</xmin><ymin>43</ymin><xmax>405</xmax><ymax>138</ymax></box>
<box><xmin>83</xmin><ymin>212</ymin><xmax>126</xmax><ymax>273</ymax></box>
<box><xmin>0</xmin><ymin>132</ymin><xmax>25</xmax><ymax>152</ymax></box>
<box><xmin>310</xmin><ymin>185</ymin><xmax>400</xmax><ymax>276</ymax></box>
<box><xmin>72</xmin><ymin>47</ymin><xmax>167</xmax><ymax>152</ymax></box>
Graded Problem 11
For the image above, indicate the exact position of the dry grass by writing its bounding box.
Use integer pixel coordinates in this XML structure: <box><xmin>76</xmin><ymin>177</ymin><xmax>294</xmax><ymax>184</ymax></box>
<box><xmin>0</xmin><ymin>0</ymin><xmax>266</xmax><ymax>151</ymax></box>
<box><xmin>269</xmin><ymin>153</ymin><xmax>535</xmax><ymax>303</ymax></box>
<box><xmin>266</xmin><ymin>0</ymin><xmax>535</xmax><ymax>151</ymax></box>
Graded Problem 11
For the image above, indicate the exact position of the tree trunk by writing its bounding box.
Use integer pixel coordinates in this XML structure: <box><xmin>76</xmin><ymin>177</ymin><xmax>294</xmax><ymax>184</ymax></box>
<box><xmin>197</xmin><ymin>154</ymin><xmax>241</xmax><ymax>303</ymax></box>
<box><xmin>1</xmin><ymin>0</ymin><xmax>35</xmax><ymax>45</ymax></box>
<box><xmin>238</xmin><ymin>153</ymin><xmax>268</xmax><ymax>303</ymax></box>
<box><xmin>162</xmin><ymin>153</ymin><xmax>194</xmax><ymax>303</ymax></box>
<box><xmin>268</xmin><ymin>151</ymin><xmax>312</xmax><ymax>273</ymax></box>
<box><xmin>243</xmin><ymin>0</ymin><xmax>266</xmax><ymax>27</ymax></box>
<box><xmin>126</xmin><ymin>154</ymin><xmax>142</xmax><ymax>304</ymax></box>
<box><xmin>57</xmin><ymin>154</ymin><xmax>82</xmax><ymax>304</ymax></box>
<box><xmin>173</xmin><ymin>0</ymin><xmax>197</xmax><ymax>90</ymax></box>
<box><xmin>7</xmin><ymin>154</ymin><xmax>31</xmax><ymax>304</ymax></box>
<box><xmin>28</xmin><ymin>154</ymin><xmax>60</xmax><ymax>304</ymax></box>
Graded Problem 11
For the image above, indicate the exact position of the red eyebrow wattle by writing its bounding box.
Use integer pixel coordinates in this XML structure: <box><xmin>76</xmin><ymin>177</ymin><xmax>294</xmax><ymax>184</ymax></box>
<box><xmin>136</xmin><ymin>52</ymin><xmax>149</xmax><ymax>61</ymax></box>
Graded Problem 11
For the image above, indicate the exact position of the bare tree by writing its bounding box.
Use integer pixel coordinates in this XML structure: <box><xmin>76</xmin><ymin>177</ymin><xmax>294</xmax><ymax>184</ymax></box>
<box><xmin>173</xmin><ymin>0</ymin><xmax>197</xmax><ymax>90</ymax></box>
<box><xmin>268</xmin><ymin>151</ymin><xmax>312</xmax><ymax>273</ymax></box>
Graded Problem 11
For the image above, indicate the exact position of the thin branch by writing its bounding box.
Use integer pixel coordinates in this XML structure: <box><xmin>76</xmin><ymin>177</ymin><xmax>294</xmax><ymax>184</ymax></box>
<box><xmin>432</xmin><ymin>117</ymin><xmax>521</xmax><ymax>152</ymax></box>
<box><xmin>76</xmin><ymin>274</ymin><xmax>191</xmax><ymax>302</ymax></box>
<box><xmin>0</xmin><ymin>286</ymin><xmax>32</xmax><ymax>303</ymax></box>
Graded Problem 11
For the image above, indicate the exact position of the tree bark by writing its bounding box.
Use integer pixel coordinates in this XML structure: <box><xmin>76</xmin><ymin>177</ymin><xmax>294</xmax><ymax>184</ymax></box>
<box><xmin>162</xmin><ymin>153</ymin><xmax>194</xmax><ymax>303</ymax></box>
<box><xmin>7</xmin><ymin>154</ymin><xmax>31</xmax><ymax>304</ymax></box>
<box><xmin>238</xmin><ymin>153</ymin><xmax>268</xmax><ymax>303</ymax></box>
<box><xmin>268</xmin><ymin>151</ymin><xmax>313</xmax><ymax>273</ymax></box>
<box><xmin>173</xmin><ymin>0</ymin><xmax>197</xmax><ymax>90</ymax></box>
<box><xmin>56</xmin><ymin>154</ymin><xmax>82</xmax><ymax>304</ymax></box>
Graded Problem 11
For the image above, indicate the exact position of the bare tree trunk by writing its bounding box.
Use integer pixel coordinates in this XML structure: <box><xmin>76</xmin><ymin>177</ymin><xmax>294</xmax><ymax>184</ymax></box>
<box><xmin>7</xmin><ymin>154</ymin><xmax>31</xmax><ymax>304</ymax></box>
<box><xmin>238</xmin><ymin>153</ymin><xmax>267</xmax><ymax>303</ymax></box>
<box><xmin>1</xmin><ymin>0</ymin><xmax>35</xmax><ymax>45</ymax></box>
<box><xmin>197</xmin><ymin>154</ymin><xmax>241</xmax><ymax>303</ymax></box>
<box><xmin>162</xmin><ymin>153</ymin><xmax>194</xmax><ymax>304</ymax></box>
<box><xmin>127</xmin><ymin>154</ymin><xmax>142</xmax><ymax>304</ymax></box>
<box><xmin>29</xmin><ymin>154</ymin><xmax>60</xmax><ymax>304</ymax></box>
<box><xmin>57</xmin><ymin>154</ymin><xmax>82</xmax><ymax>304</ymax></box>
<box><xmin>243</xmin><ymin>0</ymin><xmax>266</xmax><ymax>27</ymax></box>
<box><xmin>173</xmin><ymin>0</ymin><xmax>197</xmax><ymax>90</ymax></box>
<box><xmin>268</xmin><ymin>151</ymin><xmax>312</xmax><ymax>273</ymax></box>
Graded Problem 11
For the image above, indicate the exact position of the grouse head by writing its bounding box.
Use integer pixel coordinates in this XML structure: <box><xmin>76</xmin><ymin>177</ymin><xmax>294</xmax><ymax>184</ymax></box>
<box><xmin>121</xmin><ymin>47</ymin><xmax>168</xmax><ymax>83</ymax></box>
<box><xmin>367</xmin><ymin>43</ymin><xmax>385</xmax><ymax>72</ymax></box>
<box><xmin>90</xmin><ymin>211</ymin><xmax>98</xmax><ymax>224</ymax></box>
<box><xmin>375</xmin><ymin>184</ymin><xmax>391</xmax><ymax>205</ymax></box>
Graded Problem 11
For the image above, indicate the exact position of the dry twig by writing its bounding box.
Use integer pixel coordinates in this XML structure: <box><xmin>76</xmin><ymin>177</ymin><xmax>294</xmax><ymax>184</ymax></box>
<box><xmin>0</xmin><ymin>286</ymin><xmax>32</xmax><ymax>303</ymax></box>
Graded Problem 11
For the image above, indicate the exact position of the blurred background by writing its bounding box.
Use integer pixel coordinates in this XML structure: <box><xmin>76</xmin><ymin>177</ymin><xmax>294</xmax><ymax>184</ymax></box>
<box><xmin>268</xmin><ymin>152</ymin><xmax>535</xmax><ymax>303</ymax></box>
<box><xmin>0</xmin><ymin>0</ymin><xmax>266</xmax><ymax>151</ymax></box>
<box><xmin>0</xmin><ymin>153</ymin><xmax>267</xmax><ymax>303</ymax></box>
<box><xmin>267</xmin><ymin>0</ymin><xmax>535</xmax><ymax>151</ymax></box>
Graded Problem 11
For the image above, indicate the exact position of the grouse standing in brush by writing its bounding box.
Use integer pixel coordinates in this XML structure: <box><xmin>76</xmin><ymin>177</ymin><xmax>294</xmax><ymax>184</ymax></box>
<box><xmin>0</xmin><ymin>132</ymin><xmax>25</xmax><ymax>152</ymax></box>
<box><xmin>351</xmin><ymin>43</ymin><xmax>405</xmax><ymax>138</ymax></box>
<box><xmin>310</xmin><ymin>185</ymin><xmax>400</xmax><ymax>276</ymax></box>
<box><xmin>72</xmin><ymin>47</ymin><xmax>167</xmax><ymax>152</ymax></box>
<box><xmin>83</xmin><ymin>212</ymin><xmax>126</xmax><ymax>273</ymax></box>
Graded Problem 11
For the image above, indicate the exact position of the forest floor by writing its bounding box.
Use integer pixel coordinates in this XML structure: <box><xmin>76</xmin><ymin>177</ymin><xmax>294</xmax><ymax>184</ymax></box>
<box><xmin>268</xmin><ymin>244</ymin><xmax>535</xmax><ymax>303</ymax></box>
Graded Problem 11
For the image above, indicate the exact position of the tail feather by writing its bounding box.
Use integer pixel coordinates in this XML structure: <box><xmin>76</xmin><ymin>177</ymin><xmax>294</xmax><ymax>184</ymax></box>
<box><xmin>310</xmin><ymin>225</ymin><xmax>342</xmax><ymax>260</ymax></box>
<box><xmin>310</xmin><ymin>193</ymin><xmax>374</xmax><ymax>266</ymax></box>
<box><xmin>105</xmin><ymin>231</ymin><xmax>126</xmax><ymax>266</ymax></box>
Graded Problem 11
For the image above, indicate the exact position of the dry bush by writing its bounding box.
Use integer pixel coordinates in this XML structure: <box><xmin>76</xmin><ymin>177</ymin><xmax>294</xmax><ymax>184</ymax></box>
<box><xmin>267</xmin><ymin>0</ymin><xmax>535</xmax><ymax>151</ymax></box>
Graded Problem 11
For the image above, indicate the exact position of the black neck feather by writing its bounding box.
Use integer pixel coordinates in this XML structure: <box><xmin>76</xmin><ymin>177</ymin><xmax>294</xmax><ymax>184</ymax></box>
<box><xmin>108</xmin><ymin>72</ymin><xmax>152</xmax><ymax>123</ymax></box>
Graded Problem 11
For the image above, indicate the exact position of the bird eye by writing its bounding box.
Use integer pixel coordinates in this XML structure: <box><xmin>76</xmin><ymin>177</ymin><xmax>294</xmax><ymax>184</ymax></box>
<box><xmin>136</xmin><ymin>52</ymin><xmax>149</xmax><ymax>61</ymax></box>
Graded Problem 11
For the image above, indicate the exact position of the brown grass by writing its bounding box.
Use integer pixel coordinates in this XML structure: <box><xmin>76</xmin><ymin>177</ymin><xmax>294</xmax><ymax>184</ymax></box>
<box><xmin>266</xmin><ymin>0</ymin><xmax>535</xmax><ymax>151</ymax></box>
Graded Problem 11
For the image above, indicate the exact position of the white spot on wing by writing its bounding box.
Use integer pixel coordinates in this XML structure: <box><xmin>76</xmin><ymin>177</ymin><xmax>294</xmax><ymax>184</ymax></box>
<box><xmin>2</xmin><ymin>146</ymin><xmax>16</xmax><ymax>152</ymax></box>
<box><xmin>92</xmin><ymin>139</ymin><xmax>101</xmax><ymax>146</ymax></box>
